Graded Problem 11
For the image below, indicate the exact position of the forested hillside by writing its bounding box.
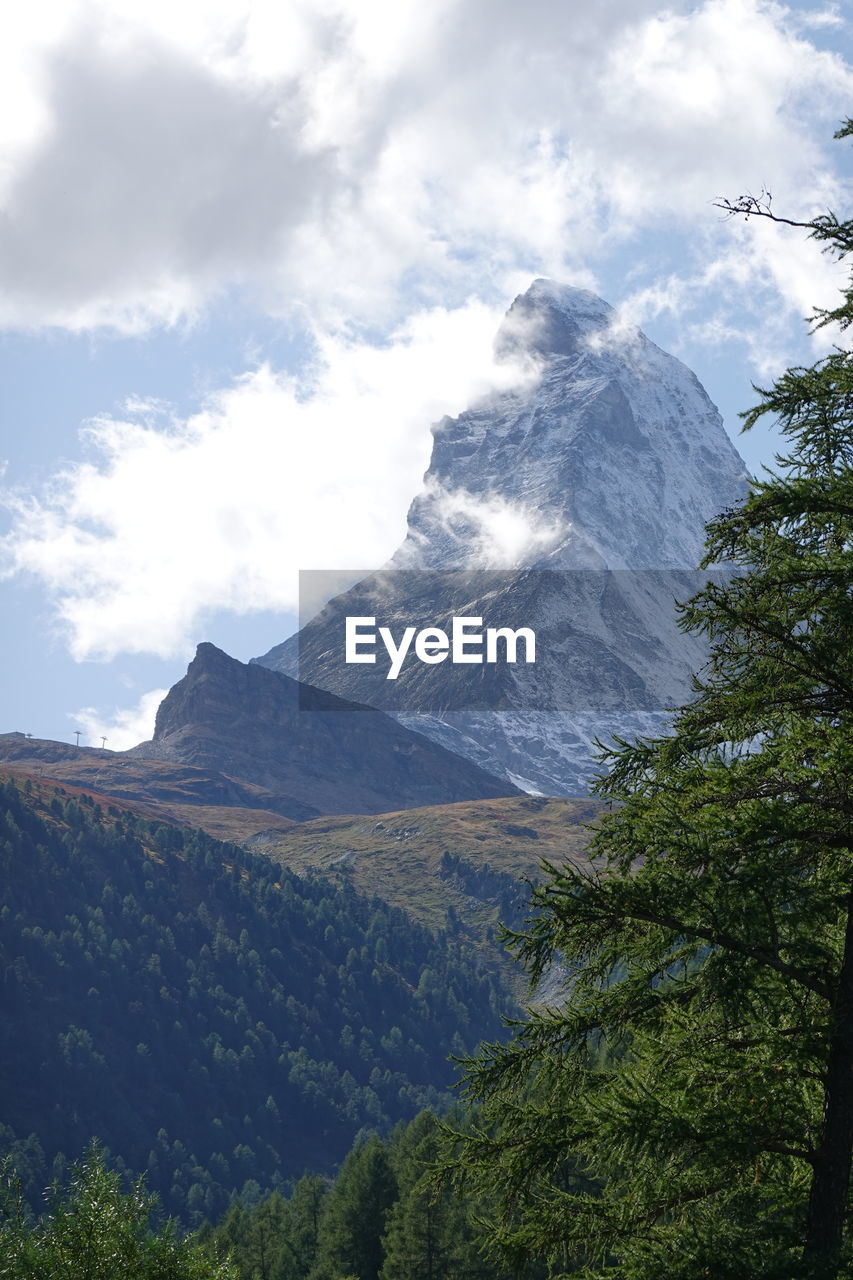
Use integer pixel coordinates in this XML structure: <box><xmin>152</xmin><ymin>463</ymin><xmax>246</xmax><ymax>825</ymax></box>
<box><xmin>201</xmin><ymin>1109</ymin><xmax>531</xmax><ymax>1280</ymax></box>
<box><xmin>0</xmin><ymin>775</ymin><xmax>515</xmax><ymax>1226</ymax></box>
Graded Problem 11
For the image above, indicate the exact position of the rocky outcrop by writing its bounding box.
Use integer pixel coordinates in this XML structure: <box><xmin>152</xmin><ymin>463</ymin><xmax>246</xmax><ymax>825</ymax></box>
<box><xmin>129</xmin><ymin>643</ymin><xmax>518</xmax><ymax>815</ymax></box>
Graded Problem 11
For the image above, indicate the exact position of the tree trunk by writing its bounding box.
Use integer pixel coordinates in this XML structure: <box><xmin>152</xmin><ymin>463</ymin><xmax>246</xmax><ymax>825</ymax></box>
<box><xmin>803</xmin><ymin>891</ymin><xmax>853</xmax><ymax>1270</ymax></box>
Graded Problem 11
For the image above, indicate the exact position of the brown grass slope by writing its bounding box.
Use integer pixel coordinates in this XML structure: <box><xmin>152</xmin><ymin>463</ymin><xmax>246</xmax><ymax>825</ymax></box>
<box><xmin>255</xmin><ymin>794</ymin><xmax>599</xmax><ymax>982</ymax></box>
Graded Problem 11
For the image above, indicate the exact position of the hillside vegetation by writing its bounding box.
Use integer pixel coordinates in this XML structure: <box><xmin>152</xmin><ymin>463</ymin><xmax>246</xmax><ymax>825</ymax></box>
<box><xmin>0</xmin><ymin>774</ymin><xmax>515</xmax><ymax>1226</ymax></box>
<box><xmin>259</xmin><ymin>796</ymin><xmax>597</xmax><ymax>951</ymax></box>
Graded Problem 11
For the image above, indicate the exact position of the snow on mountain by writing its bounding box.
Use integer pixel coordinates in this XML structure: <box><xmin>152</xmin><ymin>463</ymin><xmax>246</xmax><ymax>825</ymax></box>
<box><xmin>257</xmin><ymin>280</ymin><xmax>749</xmax><ymax>795</ymax></box>
<box><xmin>394</xmin><ymin>279</ymin><xmax>748</xmax><ymax>573</ymax></box>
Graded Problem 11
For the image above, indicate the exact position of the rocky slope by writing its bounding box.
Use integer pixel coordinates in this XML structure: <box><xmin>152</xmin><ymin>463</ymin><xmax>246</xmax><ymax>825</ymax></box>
<box><xmin>128</xmin><ymin>642</ymin><xmax>518</xmax><ymax>815</ymax></box>
<box><xmin>257</xmin><ymin>280</ymin><xmax>749</xmax><ymax>794</ymax></box>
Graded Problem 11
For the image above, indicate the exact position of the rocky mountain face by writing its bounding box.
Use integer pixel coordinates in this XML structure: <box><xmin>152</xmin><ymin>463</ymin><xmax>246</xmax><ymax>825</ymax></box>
<box><xmin>258</xmin><ymin>567</ymin><xmax>720</xmax><ymax>795</ymax></box>
<box><xmin>394</xmin><ymin>279</ymin><xmax>747</xmax><ymax>572</ymax></box>
<box><xmin>257</xmin><ymin>280</ymin><xmax>749</xmax><ymax>795</ymax></box>
<box><xmin>128</xmin><ymin>642</ymin><xmax>518</xmax><ymax>816</ymax></box>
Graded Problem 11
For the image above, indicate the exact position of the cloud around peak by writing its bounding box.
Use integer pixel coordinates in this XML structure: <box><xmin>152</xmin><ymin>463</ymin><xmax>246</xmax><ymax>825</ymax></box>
<box><xmin>0</xmin><ymin>0</ymin><xmax>851</xmax><ymax>670</ymax></box>
<box><xmin>1</xmin><ymin>300</ymin><xmax>531</xmax><ymax>659</ymax></box>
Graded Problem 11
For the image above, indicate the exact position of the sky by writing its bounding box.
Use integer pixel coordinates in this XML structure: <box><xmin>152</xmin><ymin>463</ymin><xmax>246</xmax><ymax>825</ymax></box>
<box><xmin>0</xmin><ymin>0</ymin><xmax>852</xmax><ymax>749</ymax></box>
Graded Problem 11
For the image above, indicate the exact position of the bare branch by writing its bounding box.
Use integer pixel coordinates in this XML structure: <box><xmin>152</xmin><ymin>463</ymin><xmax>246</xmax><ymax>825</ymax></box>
<box><xmin>714</xmin><ymin>191</ymin><xmax>816</xmax><ymax>231</ymax></box>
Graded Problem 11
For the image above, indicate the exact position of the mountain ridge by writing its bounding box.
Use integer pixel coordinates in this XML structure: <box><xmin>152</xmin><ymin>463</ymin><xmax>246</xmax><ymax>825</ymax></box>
<box><xmin>128</xmin><ymin>641</ymin><xmax>518</xmax><ymax>814</ymax></box>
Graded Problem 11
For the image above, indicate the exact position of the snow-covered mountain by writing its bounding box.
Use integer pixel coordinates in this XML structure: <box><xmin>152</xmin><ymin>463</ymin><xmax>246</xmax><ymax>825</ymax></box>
<box><xmin>257</xmin><ymin>280</ymin><xmax>749</xmax><ymax>795</ymax></box>
<box><xmin>395</xmin><ymin>279</ymin><xmax>746</xmax><ymax>572</ymax></box>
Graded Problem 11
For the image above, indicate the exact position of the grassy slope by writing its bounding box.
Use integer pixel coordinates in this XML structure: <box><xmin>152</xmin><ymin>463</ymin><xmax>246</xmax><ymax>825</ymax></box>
<box><xmin>0</xmin><ymin>761</ymin><xmax>296</xmax><ymax>841</ymax></box>
<box><xmin>258</xmin><ymin>795</ymin><xmax>599</xmax><ymax>985</ymax></box>
<box><xmin>0</xmin><ymin>765</ymin><xmax>599</xmax><ymax>989</ymax></box>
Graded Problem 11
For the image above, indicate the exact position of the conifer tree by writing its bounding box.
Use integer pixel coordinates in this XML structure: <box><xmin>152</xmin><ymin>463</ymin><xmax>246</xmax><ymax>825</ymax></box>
<box><xmin>447</xmin><ymin>123</ymin><xmax>853</xmax><ymax>1280</ymax></box>
<box><xmin>283</xmin><ymin>1175</ymin><xmax>328</xmax><ymax>1279</ymax></box>
<box><xmin>309</xmin><ymin>1137</ymin><xmax>397</xmax><ymax>1280</ymax></box>
<box><xmin>0</xmin><ymin>1143</ymin><xmax>235</xmax><ymax>1279</ymax></box>
<box><xmin>381</xmin><ymin>1112</ymin><xmax>499</xmax><ymax>1280</ymax></box>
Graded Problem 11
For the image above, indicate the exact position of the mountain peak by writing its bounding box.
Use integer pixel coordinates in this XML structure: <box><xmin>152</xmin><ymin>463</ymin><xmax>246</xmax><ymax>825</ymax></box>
<box><xmin>256</xmin><ymin>282</ymin><xmax>751</xmax><ymax>796</ymax></box>
<box><xmin>495</xmin><ymin>278</ymin><xmax>614</xmax><ymax>362</ymax></box>
<box><xmin>136</xmin><ymin>645</ymin><xmax>518</xmax><ymax>817</ymax></box>
<box><xmin>191</xmin><ymin>641</ymin><xmax>229</xmax><ymax>665</ymax></box>
<box><xmin>395</xmin><ymin>279</ymin><xmax>748</xmax><ymax>572</ymax></box>
<box><xmin>525</xmin><ymin>278</ymin><xmax>613</xmax><ymax>320</ymax></box>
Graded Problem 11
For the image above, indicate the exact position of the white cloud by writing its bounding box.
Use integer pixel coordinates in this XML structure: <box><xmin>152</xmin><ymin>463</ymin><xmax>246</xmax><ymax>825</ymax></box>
<box><xmin>0</xmin><ymin>19</ymin><xmax>333</xmax><ymax>333</ymax></box>
<box><xmin>406</xmin><ymin>483</ymin><xmax>567</xmax><ymax>568</ymax></box>
<box><xmin>1</xmin><ymin>301</ymin><xmax>532</xmax><ymax>658</ymax></box>
<box><xmin>72</xmin><ymin>686</ymin><xmax>167</xmax><ymax>749</ymax></box>
<box><xmin>1</xmin><ymin>0</ymin><xmax>852</xmax><ymax>666</ymax></box>
<box><xmin>0</xmin><ymin>0</ymin><xmax>848</xmax><ymax>332</ymax></box>
<box><xmin>792</xmin><ymin>5</ymin><xmax>845</xmax><ymax>28</ymax></box>
<box><xmin>606</xmin><ymin>212</ymin><xmax>850</xmax><ymax>375</ymax></box>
